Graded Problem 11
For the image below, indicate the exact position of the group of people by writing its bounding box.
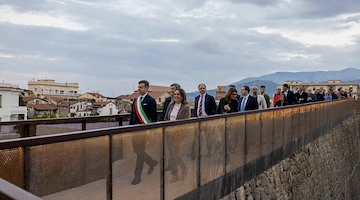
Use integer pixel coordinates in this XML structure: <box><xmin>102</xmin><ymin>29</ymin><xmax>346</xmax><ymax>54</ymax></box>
<box><xmin>128</xmin><ymin>80</ymin><xmax>348</xmax><ymax>185</ymax></box>
<box><xmin>272</xmin><ymin>84</ymin><xmax>350</xmax><ymax>107</ymax></box>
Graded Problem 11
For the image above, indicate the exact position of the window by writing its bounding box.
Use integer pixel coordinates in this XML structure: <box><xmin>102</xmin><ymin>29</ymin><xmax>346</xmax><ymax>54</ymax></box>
<box><xmin>55</xmin><ymin>90</ymin><xmax>58</xmax><ymax>94</ymax></box>
<box><xmin>60</xmin><ymin>90</ymin><xmax>64</xmax><ymax>95</ymax></box>
<box><xmin>110</xmin><ymin>108</ymin><xmax>113</xmax><ymax>115</ymax></box>
<box><xmin>34</xmin><ymin>88</ymin><xmax>37</xmax><ymax>92</ymax></box>
<box><xmin>0</xmin><ymin>95</ymin><xmax>2</xmax><ymax>108</ymax></box>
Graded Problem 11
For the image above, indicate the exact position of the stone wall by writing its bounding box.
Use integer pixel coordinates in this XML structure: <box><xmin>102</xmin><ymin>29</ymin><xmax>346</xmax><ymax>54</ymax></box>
<box><xmin>222</xmin><ymin>112</ymin><xmax>360</xmax><ymax>200</ymax></box>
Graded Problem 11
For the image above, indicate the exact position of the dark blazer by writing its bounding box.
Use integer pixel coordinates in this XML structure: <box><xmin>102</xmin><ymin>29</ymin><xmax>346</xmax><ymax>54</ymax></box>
<box><xmin>294</xmin><ymin>91</ymin><xmax>308</xmax><ymax>104</ymax></box>
<box><xmin>316</xmin><ymin>93</ymin><xmax>324</xmax><ymax>101</ymax></box>
<box><xmin>194</xmin><ymin>93</ymin><xmax>217</xmax><ymax>117</ymax></box>
<box><xmin>216</xmin><ymin>98</ymin><xmax>238</xmax><ymax>114</ymax></box>
<box><xmin>129</xmin><ymin>94</ymin><xmax>157</xmax><ymax>125</ymax></box>
<box><xmin>263</xmin><ymin>93</ymin><xmax>270</xmax><ymax>108</ymax></box>
<box><xmin>282</xmin><ymin>90</ymin><xmax>295</xmax><ymax>105</ymax></box>
<box><xmin>331</xmin><ymin>93</ymin><xmax>338</xmax><ymax>100</ymax></box>
<box><xmin>160</xmin><ymin>96</ymin><xmax>171</xmax><ymax>121</ymax></box>
<box><xmin>164</xmin><ymin>102</ymin><xmax>191</xmax><ymax>120</ymax></box>
<box><xmin>238</xmin><ymin>95</ymin><xmax>258</xmax><ymax>111</ymax></box>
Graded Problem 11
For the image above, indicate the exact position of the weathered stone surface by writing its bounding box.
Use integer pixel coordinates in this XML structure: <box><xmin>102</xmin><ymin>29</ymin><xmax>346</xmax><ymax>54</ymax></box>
<box><xmin>222</xmin><ymin>113</ymin><xmax>360</xmax><ymax>200</ymax></box>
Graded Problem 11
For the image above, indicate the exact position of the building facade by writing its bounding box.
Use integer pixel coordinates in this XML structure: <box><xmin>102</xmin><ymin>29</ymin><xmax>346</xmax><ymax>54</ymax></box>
<box><xmin>285</xmin><ymin>80</ymin><xmax>360</xmax><ymax>99</ymax></box>
<box><xmin>0</xmin><ymin>83</ymin><xmax>27</xmax><ymax>121</ymax></box>
<box><xmin>92</xmin><ymin>101</ymin><xmax>119</xmax><ymax>116</ymax></box>
<box><xmin>28</xmin><ymin>79</ymin><xmax>79</xmax><ymax>98</ymax></box>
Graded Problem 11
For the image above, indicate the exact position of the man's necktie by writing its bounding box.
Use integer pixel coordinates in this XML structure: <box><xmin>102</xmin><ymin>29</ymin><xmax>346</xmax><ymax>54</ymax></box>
<box><xmin>199</xmin><ymin>95</ymin><xmax>204</xmax><ymax>116</ymax></box>
<box><xmin>241</xmin><ymin>97</ymin><xmax>246</xmax><ymax>111</ymax></box>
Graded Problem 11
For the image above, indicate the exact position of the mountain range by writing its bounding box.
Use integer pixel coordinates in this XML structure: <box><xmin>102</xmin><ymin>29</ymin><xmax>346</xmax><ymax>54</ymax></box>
<box><xmin>187</xmin><ymin>68</ymin><xmax>360</xmax><ymax>101</ymax></box>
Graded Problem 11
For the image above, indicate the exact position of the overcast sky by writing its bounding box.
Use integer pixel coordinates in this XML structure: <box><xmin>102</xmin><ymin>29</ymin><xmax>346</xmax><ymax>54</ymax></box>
<box><xmin>1</xmin><ymin>0</ymin><xmax>360</xmax><ymax>96</ymax></box>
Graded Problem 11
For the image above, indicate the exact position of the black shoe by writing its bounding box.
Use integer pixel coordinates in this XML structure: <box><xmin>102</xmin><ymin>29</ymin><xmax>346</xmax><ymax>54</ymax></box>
<box><xmin>148</xmin><ymin>161</ymin><xmax>158</xmax><ymax>174</ymax></box>
<box><xmin>131</xmin><ymin>177</ymin><xmax>141</xmax><ymax>185</ymax></box>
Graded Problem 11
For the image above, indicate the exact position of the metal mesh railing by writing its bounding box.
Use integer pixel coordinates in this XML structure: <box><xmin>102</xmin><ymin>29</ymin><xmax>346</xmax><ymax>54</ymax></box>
<box><xmin>0</xmin><ymin>99</ymin><xmax>357</xmax><ymax>200</ymax></box>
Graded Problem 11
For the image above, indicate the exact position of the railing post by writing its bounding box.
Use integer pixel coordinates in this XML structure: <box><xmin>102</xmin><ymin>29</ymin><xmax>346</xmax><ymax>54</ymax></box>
<box><xmin>82</xmin><ymin>120</ymin><xmax>86</xmax><ymax>131</ymax></box>
<box><xmin>23</xmin><ymin>124</ymin><xmax>30</xmax><ymax>137</ymax></box>
<box><xmin>160</xmin><ymin>127</ymin><xmax>165</xmax><ymax>200</ymax></box>
<box><xmin>107</xmin><ymin>135</ymin><xmax>112</xmax><ymax>200</ymax></box>
<box><xmin>24</xmin><ymin>146</ymin><xmax>30</xmax><ymax>191</ymax></box>
<box><xmin>197</xmin><ymin>122</ymin><xmax>201</xmax><ymax>198</ymax></box>
<box><xmin>118</xmin><ymin>117</ymin><xmax>123</xmax><ymax>126</ymax></box>
<box><xmin>224</xmin><ymin>118</ymin><xmax>228</xmax><ymax>176</ymax></box>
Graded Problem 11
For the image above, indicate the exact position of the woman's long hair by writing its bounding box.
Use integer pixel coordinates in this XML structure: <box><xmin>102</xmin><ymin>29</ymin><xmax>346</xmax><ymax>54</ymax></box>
<box><xmin>225</xmin><ymin>87</ymin><xmax>237</xmax><ymax>102</ymax></box>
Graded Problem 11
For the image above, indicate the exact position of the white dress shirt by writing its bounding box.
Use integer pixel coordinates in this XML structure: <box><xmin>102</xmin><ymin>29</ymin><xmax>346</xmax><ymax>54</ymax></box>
<box><xmin>170</xmin><ymin>103</ymin><xmax>181</xmax><ymax>121</ymax></box>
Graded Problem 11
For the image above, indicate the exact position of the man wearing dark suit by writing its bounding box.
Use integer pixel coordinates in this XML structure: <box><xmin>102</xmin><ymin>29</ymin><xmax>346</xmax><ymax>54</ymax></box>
<box><xmin>282</xmin><ymin>84</ymin><xmax>295</xmax><ymax>105</ymax></box>
<box><xmin>129</xmin><ymin>80</ymin><xmax>158</xmax><ymax>185</ymax></box>
<box><xmin>194</xmin><ymin>83</ymin><xmax>217</xmax><ymax>117</ymax></box>
<box><xmin>294</xmin><ymin>85</ymin><xmax>308</xmax><ymax>104</ymax></box>
<box><xmin>238</xmin><ymin>86</ymin><xmax>259</xmax><ymax>111</ymax></box>
<box><xmin>160</xmin><ymin>83</ymin><xmax>181</xmax><ymax>121</ymax></box>
<box><xmin>328</xmin><ymin>89</ymin><xmax>338</xmax><ymax>100</ymax></box>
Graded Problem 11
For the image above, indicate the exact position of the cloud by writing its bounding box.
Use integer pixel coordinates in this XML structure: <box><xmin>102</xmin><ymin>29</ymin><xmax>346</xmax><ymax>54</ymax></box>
<box><xmin>0</xmin><ymin>5</ymin><xmax>89</xmax><ymax>31</ymax></box>
<box><xmin>0</xmin><ymin>0</ymin><xmax>359</xmax><ymax>95</ymax></box>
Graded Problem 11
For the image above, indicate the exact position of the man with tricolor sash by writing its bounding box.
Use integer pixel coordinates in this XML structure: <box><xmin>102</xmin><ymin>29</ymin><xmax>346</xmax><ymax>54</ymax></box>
<box><xmin>130</xmin><ymin>80</ymin><xmax>158</xmax><ymax>185</ymax></box>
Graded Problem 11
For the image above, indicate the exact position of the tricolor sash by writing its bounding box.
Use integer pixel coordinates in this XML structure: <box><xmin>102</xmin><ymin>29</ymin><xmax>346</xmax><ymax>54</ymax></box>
<box><xmin>135</xmin><ymin>96</ymin><xmax>152</xmax><ymax>124</ymax></box>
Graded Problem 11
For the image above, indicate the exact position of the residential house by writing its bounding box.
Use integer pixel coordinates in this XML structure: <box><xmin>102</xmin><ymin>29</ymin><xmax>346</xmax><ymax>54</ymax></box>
<box><xmin>92</xmin><ymin>101</ymin><xmax>118</xmax><ymax>116</ymax></box>
<box><xmin>23</xmin><ymin>96</ymin><xmax>48</xmax><ymax>105</ymax></box>
<box><xmin>0</xmin><ymin>83</ymin><xmax>27</xmax><ymax>121</ymax></box>
<box><xmin>79</xmin><ymin>93</ymin><xmax>107</xmax><ymax>102</ymax></box>
<box><xmin>27</xmin><ymin>104</ymin><xmax>58</xmax><ymax>118</ymax></box>
<box><xmin>44</xmin><ymin>96</ymin><xmax>65</xmax><ymax>106</ymax></box>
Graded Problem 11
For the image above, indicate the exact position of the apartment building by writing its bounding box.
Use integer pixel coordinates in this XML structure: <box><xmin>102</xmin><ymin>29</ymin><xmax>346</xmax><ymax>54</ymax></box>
<box><xmin>28</xmin><ymin>79</ymin><xmax>79</xmax><ymax>98</ymax></box>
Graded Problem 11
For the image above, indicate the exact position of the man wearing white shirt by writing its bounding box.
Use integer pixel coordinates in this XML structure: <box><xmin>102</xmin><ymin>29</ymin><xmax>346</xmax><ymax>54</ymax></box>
<box><xmin>194</xmin><ymin>84</ymin><xmax>217</xmax><ymax>117</ymax></box>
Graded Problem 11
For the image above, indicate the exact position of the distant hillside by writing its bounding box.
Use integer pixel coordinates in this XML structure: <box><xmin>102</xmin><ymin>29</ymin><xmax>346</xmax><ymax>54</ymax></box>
<box><xmin>233</xmin><ymin>68</ymin><xmax>360</xmax><ymax>85</ymax></box>
<box><xmin>187</xmin><ymin>80</ymin><xmax>278</xmax><ymax>101</ymax></box>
